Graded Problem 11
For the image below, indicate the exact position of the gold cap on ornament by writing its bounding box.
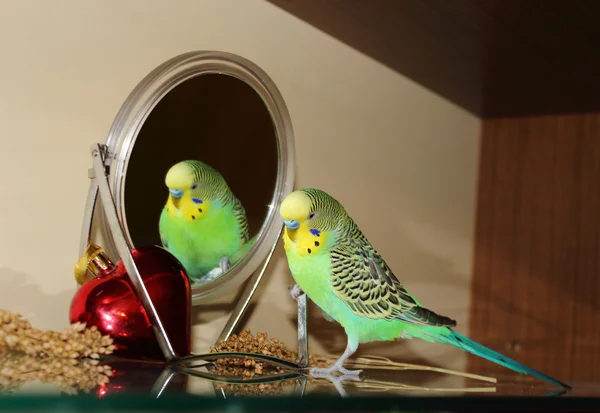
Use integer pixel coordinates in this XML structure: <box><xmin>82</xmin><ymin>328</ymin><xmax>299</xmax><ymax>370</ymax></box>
<box><xmin>74</xmin><ymin>243</ymin><xmax>114</xmax><ymax>285</ymax></box>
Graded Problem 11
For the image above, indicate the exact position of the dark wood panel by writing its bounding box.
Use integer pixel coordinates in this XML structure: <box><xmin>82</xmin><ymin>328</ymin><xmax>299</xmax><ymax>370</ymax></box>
<box><xmin>268</xmin><ymin>0</ymin><xmax>600</xmax><ymax>118</ymax></box>
<box><xmin>468</xmin><ymin>113</ymin><xmax>600</xmax><ymax>382</ymax></box>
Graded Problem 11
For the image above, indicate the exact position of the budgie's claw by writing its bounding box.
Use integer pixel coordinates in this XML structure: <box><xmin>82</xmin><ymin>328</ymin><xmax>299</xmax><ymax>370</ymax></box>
<box><xmin>219</xmin><ymin>256</ymin><xmax>231</xmax><ymax>273</ymax></box>
<box><xmin>289</xmin><ymin>284</ymin><xmax>303</xmax><ymax>301</ymax></box>
<box><xmin>339</xmin><ymin>367</ymin><xmax>363</xmax><ymax>377</ymax></box>
<box><xmin>309</xmin><ymin>366</ymin><xmax>363</xmax><ymax>379</ymax></box>
<box><xmin>315</xmin><ymin>373</ymin><xmax>360</xmax><ymax>398</ymax></box>
<box><xmin>194</xmin><ymin>256</ymin><xmax>232</xmax><ymax>284</ymax></box>
<box><xmin>310</xmin><ymin>337</ymin><xmax>362</xmax><ymax>379</ymax></box>
<box><xmin>197</xmin><ymin>267</ymin><xmax>223</xmax><ymax>283</ymax></box>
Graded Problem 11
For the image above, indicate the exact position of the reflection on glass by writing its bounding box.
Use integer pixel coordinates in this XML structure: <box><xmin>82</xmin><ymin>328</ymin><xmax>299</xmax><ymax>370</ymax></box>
<box><xmin>0</xmin><ymin>351</ymin><xmax>579</xmax><ymax>400</ymax></box>
<box><xmin>123</xmin><ymin>73</ymin><xmax>278</xmax><ymax>286</ymax></box>
<box><xmin>159</xmin><ymin>159</ymin><xmax>256</xmax><ymax>284</ymax></box>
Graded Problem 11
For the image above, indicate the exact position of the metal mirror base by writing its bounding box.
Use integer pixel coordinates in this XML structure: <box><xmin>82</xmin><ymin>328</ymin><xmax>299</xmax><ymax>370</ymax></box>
<box><xmin>81</xmin><ymin>143</ymin><xmax>309</xmax><ymax>396</ymax></box>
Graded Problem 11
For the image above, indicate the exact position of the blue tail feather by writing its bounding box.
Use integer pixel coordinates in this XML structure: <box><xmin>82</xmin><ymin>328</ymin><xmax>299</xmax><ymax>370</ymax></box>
<box><xmin>446</xmin><ymin>330</ymin><xmax>570</xmax><ymax>390</ymax></box>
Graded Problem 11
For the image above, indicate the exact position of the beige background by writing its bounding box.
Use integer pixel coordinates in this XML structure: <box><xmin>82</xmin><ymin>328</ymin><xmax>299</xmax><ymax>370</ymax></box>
<box><xmin>0</xmin><ymin>0</ymin><xmax>480</xmax><ymax>382</ymax></box>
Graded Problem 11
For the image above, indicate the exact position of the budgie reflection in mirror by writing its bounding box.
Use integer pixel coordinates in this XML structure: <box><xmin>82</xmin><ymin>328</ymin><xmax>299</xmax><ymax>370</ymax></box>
<box><xmin>159</xmin><ymin>160</ymin><xmax>255</xmax><ymax>284</ymax></box>
<box><xmin>280</xmin><ymin>188</ymin><xmax>570</xmax><ymax>389</ymax></box>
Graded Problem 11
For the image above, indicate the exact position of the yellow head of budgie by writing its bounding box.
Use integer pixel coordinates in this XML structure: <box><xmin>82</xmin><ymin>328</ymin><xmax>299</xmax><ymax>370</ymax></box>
<box><xmin>163</xmin><ymin>160</ymin><xmax>219</xmax><ymax>222</ymax></box>
<box><xmin>165</xmin><ymin>161</ymin><xmax>196</xmax><ymax>192</ymax></box>
<box><xmin>280</xmin><ymin>190</ymin><xmax>312</xmax><ymax>225</ymax></box>
<box><xmin>279</xmin><ymin>189</ymin><xmax>337</xmax><ymax>256</ymax></box>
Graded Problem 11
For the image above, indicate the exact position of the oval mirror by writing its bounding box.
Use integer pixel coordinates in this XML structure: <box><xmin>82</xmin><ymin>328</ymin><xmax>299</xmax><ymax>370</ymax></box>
<box><xmin>90</xmin><ymin>51</ymin><xmax>295</xmax><ymax>305</ymax></box>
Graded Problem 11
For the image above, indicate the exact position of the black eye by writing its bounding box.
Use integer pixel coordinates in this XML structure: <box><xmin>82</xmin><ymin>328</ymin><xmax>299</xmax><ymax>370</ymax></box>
<box><xmin>308</xmin><ymin>212</ymin><xmax>315</xmax><ymax>219</ymax></box>
<box><xmin>191</xmin><ymin>183</ymin><xmax>198</xmax><ymax>190</ymax></box>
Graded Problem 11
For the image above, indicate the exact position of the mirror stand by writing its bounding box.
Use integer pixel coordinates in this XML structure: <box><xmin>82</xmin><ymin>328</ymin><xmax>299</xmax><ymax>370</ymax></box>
<box><xmin>80</xmin><ymin>143</ymin><xmax>309</xmax><ymax>392</ymax></box>
<box><xmin>216</xmin><ymin>251</ymin><xmax>310</xmax><ymax>366</ymax></box>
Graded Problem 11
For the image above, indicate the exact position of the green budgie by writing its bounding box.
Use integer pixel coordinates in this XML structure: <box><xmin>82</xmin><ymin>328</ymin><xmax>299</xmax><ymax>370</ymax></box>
<box><xmin>159</xmin><ymin>160</ymin><xmax>251</xmax><ymax>284</ymax></box>
<box><xmin>279</xmin><ymin>188</ymin><xmax>569</xmax><ymax>389</ymax></box>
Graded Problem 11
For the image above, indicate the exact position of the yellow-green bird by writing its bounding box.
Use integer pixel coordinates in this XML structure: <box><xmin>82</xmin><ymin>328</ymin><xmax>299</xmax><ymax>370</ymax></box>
<box><xmin>159</xmin><ymin>160</ymin><xmax>251</xmax><ymax>284</ymax></box>
<box><xmin>279</xmin><ymin>188</ymin><xmax>569</xmax><ymax>388</ymax></box>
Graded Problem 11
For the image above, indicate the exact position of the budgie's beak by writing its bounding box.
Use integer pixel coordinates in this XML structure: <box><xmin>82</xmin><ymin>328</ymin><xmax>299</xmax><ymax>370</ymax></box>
<box><xmin>169</xmin><ymin>188</ymin><xmax>183</xmax><ymax>199</ymax></box>
<box><xmin>283</xmin><ymin>219</ymin><xmax>300</xmax><ymax>230</ymax></box>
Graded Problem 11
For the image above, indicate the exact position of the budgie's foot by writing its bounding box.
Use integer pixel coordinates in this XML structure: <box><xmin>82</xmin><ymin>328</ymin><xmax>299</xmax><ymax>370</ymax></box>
<box><xmin>196</xmin><ymin>267</ymin><xmax>222</xmax><ymax>283</ymax></box>
<box><xmin>329</xmin><ymin>374</ymin><xmax>349</xmax><ymax>398</ymax></box>
<box><xmin>218</xmin><ymin>256</ymin><xmax>231</xmax><ymax>273</ymax></box>
<box><xmin>309</xmin><ymin>365</ymin><xmax>363</xmax><ymax>379</ymax></box>
<box><xmin>289</xmin><ymin>283</ymin><xmax>303</xmax><ymax>301</ymax></box>
<box><xmin>318</xmin><ymin>373</ymin><xmax>362</xmax><ymax>398</ymax></box>
<box><xmin>194</xmin><ymin>257</ymin><xmax>232</xmax><ymax>284</ymax></box>
<box><xmin>339</xmin><ymin>366</ymin><xmax>363</xmax><ymax>377</ymax></box>
<box><xmin>309</xmin><ymin>336</ymin><xmax>362</xmax><ymax>378</ymax></box>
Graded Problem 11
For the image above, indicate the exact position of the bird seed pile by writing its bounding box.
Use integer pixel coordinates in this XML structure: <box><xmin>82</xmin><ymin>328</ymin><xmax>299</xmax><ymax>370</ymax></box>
<box><xmin>0</xmin><ymin>310</ymin><xmax>114</xmax><ymax>394</ymax></box>
<box><xmin>209</xmin><ymin>328</ymin><xmax>331</xmax><ymax>396</ymax></box>
<box><xmin>210</xmin><ymin>328</ymin><xmax>326</xmax><ymax>377</ymax></box>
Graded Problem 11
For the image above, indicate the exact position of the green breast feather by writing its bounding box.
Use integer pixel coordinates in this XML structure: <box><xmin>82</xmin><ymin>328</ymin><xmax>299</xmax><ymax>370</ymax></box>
<box><xmin>159</xmin><ymin>202</ymin><xmax>246</xmax><ymax>279</ymax></box>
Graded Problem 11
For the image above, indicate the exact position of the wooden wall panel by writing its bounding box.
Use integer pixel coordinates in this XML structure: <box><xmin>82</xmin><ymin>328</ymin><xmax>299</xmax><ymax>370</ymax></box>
<box><xmin>469</xmin><ymin>113</ymin><xmax>600</xmax><ymax>382</ymax></box>
<box><xmin>268</xmin><ymin>0</ymin><xmax>600</xmax><ymax>118</ymax></box>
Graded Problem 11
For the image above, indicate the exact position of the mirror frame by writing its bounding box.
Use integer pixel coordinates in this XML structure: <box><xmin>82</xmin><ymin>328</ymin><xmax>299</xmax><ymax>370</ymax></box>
<box><xmin>95</xmin><ymin>51</ymin><xmax>295</xmax><ymax>304</ymax></box>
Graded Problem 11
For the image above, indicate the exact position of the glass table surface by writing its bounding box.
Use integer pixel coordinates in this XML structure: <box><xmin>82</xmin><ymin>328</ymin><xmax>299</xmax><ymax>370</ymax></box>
<box><xmin>0</xmin><ymin>355</ymin><xmax>597</xmax><ymax>412</ymax></box>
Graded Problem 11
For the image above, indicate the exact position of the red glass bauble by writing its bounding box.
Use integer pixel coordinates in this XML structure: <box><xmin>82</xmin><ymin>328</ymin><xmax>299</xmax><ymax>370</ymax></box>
<box><xmin>69</xmin><ymin>246</ymin><xmax>191</xmax><ymax>361</ymax></box>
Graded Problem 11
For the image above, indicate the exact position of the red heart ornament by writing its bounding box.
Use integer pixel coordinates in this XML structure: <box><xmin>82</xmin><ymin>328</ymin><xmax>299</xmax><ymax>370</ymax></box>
<box><xmin>70</xmin><ymin>245</ymin><xmax>192</xmax><ymax>361</ymax></box>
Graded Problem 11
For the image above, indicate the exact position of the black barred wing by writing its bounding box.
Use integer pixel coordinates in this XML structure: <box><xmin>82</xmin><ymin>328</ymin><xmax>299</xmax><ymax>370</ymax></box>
<box><xmin>232</xmin><ymin>197</ymin><xmax>249</xmax><ymax>243</ymax></box>
<box><xmin>329</xmin><ymin>238</ymin><xmax>456</xmax><ymax>327</ymax></box>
